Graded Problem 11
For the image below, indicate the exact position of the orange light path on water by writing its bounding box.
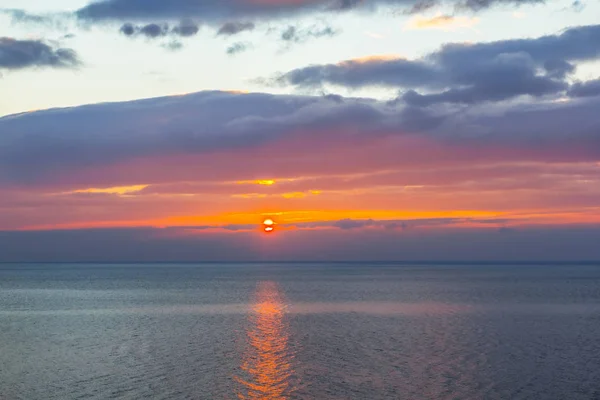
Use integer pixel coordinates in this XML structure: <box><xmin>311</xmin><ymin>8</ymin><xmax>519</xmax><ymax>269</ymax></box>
<box><xmin>235</xmin><ymin>282</ymin><xmax>295</xmax><ymax>400</ymax></box>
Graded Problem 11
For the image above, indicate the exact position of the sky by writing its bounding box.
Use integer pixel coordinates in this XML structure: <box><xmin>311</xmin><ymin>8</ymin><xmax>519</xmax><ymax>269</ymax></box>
<box><xmin>1</xmin><ymin>0</ymin><xmax>600</xmax><ymax>261</ymax></box>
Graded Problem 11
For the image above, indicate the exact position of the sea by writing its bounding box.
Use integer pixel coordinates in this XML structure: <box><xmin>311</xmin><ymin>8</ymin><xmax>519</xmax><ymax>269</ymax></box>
<box><xmin>1</xmin><ymin>262</ymin><xmax>600</xmax><ymax>400</ymax></box>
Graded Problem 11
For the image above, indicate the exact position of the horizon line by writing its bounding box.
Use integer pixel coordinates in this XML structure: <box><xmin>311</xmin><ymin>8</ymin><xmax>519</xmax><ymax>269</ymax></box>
<box><xmin>1</xmin><ymin>260</ymin><xmax>599</xmax><ymax>265</ymax></box>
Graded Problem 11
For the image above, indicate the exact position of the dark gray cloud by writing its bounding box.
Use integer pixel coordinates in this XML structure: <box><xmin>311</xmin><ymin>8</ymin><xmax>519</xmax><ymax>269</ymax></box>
<box><xmin>567</xmin><ymin>78</ymin><xmax>600</xmax><ymax>98</ymax></box>
<box><xmin>334</xmin><ymin>218</ymin><xmax>375</xmax><ymax>229</ymax></box>
<box><xmin>217</xmin><ymin>21</ymin><xmax>255</xmax><ymax>36</ymax></box>
<box><xmin>119</xmin><ymin>20</ymin><xmax>199</xmax><ymax>38</ymax></box>
<box><xmin>0</xmin><ymin>91</ymin><xmax>403</xmax><ymax>182</ymax></box>
<box><xmin>75</xmin><ymin>0</ymin><xmax>547</xmax><ymax>23</ymax></box>
<box><xmin>280</xmin><ymin>25</ymin><xmax>337</xmax><ymax>43</ymax></box>
<box><xmin>291</xmin><ymin>217</ymin><xmax>467</xmax><ymax>230</ymax></box>
<box><xmin>277</xmin><ymin>24</ymin><xmax>600</xmax><ymax>106</ymax></box>
<box><xmin>3</xmin><ymin>225</ymin><xmax>600</xmax><ymax>262</ymax></box>
<box><xmin>226</xmin><ymin>42</ymin><xmax>250</xmax><ymax>55</ymax></box>
<box><xmin>1</xmin><ymin>90</ymin><xmax>600</xmax><ymax>186</ymax></box>
<box><xmin>401</xmin><ymin>71</ymin><xmax>568</xmax><ymax>107</ymax></box>
<box><xmin>543</xmin><ymin>59</ymin><xmax>575</xmax><ymax>79</ymax></box>
<box><xmin>119</xmin><ymin>22</ymin><xmax>136</xmax><ymax>36</ymax></box>
<box><xmin>0</xmin><ymin>37</ymin><xmax>80</xmax><ymax>70</ymax></box>
<box><xmin>140</xmin><ymin>23</ymin><xmax>169</xmax><ymax>37</ymax></box>
<box><xmin>329</xmin><ymin>0</ymin><xmax>366</xmax><ymax>10</ymax></box>
<box><xmin>280</xmin><ymin>58</ymin><xmax>439</xmax><ymax>88</ymax></box>
<box><xmin>402</xmin><ymin>0</ymin><xmax>438</xmax><ymax>14</ymax></box>
<box><xmin>429</xmin><ymin>24</ymin><xmax>600</xmax><ymax>68</ymax></box>
<box><xmin>455</xmin><ymin>0</ymin><xmax>544</xmax><ymax>12</ymax></box>
<box><xmin>173</xmin><ymin>19</ymin><xmax>200</xmax><ymax>37</ymax></box>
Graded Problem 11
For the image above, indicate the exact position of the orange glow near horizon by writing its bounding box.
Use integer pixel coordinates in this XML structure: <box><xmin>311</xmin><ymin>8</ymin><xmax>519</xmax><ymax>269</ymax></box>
<box><xmin>6</xmin><ymin>155</ymin><xmax>600</xmax><ymax>234</ymax></box>
<box><xmin>15</xmin><ymin>207</ymin><xmax>600</xmax><ymax>232</ymax></box>
<box><xmin>14</xmin><ymin>209</ymin><xmax>503</xmax><ymax>230</ymax></box>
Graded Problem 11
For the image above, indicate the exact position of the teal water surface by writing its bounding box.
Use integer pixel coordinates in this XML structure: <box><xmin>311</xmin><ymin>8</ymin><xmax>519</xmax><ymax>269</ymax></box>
<box><xmin>1</xmin><ymin>263</ymin><xmax>600</xmax><ymax>399</ymax></box>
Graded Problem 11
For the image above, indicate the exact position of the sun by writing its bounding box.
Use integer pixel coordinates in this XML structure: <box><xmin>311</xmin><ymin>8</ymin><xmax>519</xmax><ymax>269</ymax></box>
<box><xmin>263</xmin><ymin>218</ymin><xmax>275</xmax><ymax>233</ymax></box>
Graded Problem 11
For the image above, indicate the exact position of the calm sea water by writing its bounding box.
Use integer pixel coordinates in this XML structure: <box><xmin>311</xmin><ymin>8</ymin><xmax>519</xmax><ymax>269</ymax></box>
<box><xmin>1</xmin><ymin>263</ymin><xmax>600</xmax><ymax>399</ymax></box>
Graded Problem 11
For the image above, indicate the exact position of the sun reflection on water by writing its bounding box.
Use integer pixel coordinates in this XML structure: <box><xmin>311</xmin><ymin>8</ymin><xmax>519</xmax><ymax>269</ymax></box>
<box><xmin>235</xmin><ymin>281</ymin><xmax>296</xmax><ymax>400</ymax></box>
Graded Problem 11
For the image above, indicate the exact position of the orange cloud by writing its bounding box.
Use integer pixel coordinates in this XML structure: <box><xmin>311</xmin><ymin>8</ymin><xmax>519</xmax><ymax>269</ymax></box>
<box><xmin>232</xmin><ymin>193</ymin><xmax>269</xmax><ymax>199</ymax></box>
<box><xmin>62</xmin><ymin>184</ymin><xmax>149</xmax><ymax>196</ymax></box>
<box><xmin>339</xmin><ymin>54</ymin><xmax>404</xmax><ymax>66</ymax></box>
<box><xmin>364</xmin><ymin>31</ymin><xmax>385</xmax><ymax>39</ymax></box>
<box><xmin>404</xmin><ymin>14</ymin><xmax>480</xmax><ymax>31</ymax></box>
<box><xmin>282</xmin><ymin>192</ymin><xmax>306</xmax><ymax>199</ymax></box>
<box><xmin>237</xmin><ymin>179</ymin><xmax>276</xmax><ymax>186</ymax></box>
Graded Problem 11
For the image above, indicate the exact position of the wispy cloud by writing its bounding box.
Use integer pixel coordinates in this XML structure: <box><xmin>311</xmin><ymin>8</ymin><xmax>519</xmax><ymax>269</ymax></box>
<box><xmin>404</xmin><ymin>14</ymin><xmax>480</xmax><ymax>31</ymax></box>
<box><xmin>226</xmin><ymin>42</ymin><xmax>251</xmax><ymax>55</ymax></box>
<box><xmin>364</xmin><ymin>31</ymin><xmax>385</xmax><ymax>39</ymax></box>
<box><xmin>62</xmin><ymin>185</ymin><xmax>149</xmax><ymax>196</ymax></box>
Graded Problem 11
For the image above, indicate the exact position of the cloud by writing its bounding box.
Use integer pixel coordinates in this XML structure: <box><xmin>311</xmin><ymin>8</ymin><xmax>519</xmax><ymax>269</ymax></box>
<box><xmin>455</xmin><ymin>0</ymin><xmax>545</xmax><ymax>12</ymax></box>
<box><xmin>119</xmin><ymin>23</ymin><xmax>136</xmax><ymax>36</ymax></box>
<box><xmin>404</xmin><ymin>14</ymin><xmax>480</xmax><ymax>31</ymax></box>
<box><xmin>401</xmin><ymin>70</ymin><xmax>568</xmax><ymax>107</ymax></box>
<box><xmin>1</xmin><ymin>8</ymin><xmax>51</xmax><ymax>24</ymax></box>
<box><xmin>280</xmin><ymin>25</ymin><xmax>338</xmax><ymax>43</ymax></box>
<box><xmin>276</xmin><ymin>24</ymin><xmax>600</xmax><ymax>105</ymax></box>
<box><xmin>119</xmin><ymin>20</ymin><xmax>199</xmax><ymax>39</ymax></box>
<box><xmin>277</xmin><ymin>55</ymin><xmax>438</xmax><ymax>89</ymax></box>
<box><xmin>64</xmin><ymin>185</ymin><xmax>149</xmax><ymax>196</ymax></box>
<box><xmin>1</xmin><ymin>89</ymin><xmax>600</xmax><ymax>188</ymax></box>
<box><xmin>0</xmin><ymin>37</ymin><xmax>80</xmax><ymax>70</ymax></box>
<box><xmin>74</xmin><ymin>0</ymin><xmax>547</xmax><ymax>23</ymax></box>
<box><xmin>227</xmin><ymin>42</ymin><xmax>251</xmax><ymax>55</ymax></box>
<box><xmin>290</xmin><ymin>216</ymin><xmax>515</xmax><ymax>230</ymax></box>
<box><xmin>567</xmin><ymin>78</ymin><xmax>600</xmax><ymax>98</ymax></box>
<box><xmin>120</xmin><ymin>23</ymin><xmax>169</xmax><ymax>38</ymax></box>
<box><xmin>0</xmin><ymin>8</ymin><xmax>68</xmax><ymax>29</ymax></box>
<box><xmin>140</xmin><ymin>23</ymin><xmax>169</xmax><ymax>37</ymax></box>
<box><xmin>0</xmin><ymin>91</ymin><xmax>414</xmax><ymax>183</ymax></box>
<box><xmin>0</xmin><ymin>228</ymin><xmax>261</xmax><ymax>262</ymax></box>
<box><xmin>3</xmin><ymin>225</ymin><xmax>600</xmax><ymax>262</ymax></box>
<box><xmin>162</xmin><ymin>41</ymin><xmax>184</xmax><ymax>51</ymax></box>
<box><xmin>568</xmin><ymin>0</ymin><xmax>585</xmax><ymax>12</ymax></box>
<box><xmin>129</xmin><ymin>163</ymin><xmax>596</xmax><ymax>199</ymax></box>
<box><xmin>172</xmin><ymin>19</ymin><xmax>200</xmax><ymax>37</ymax></box>
<box><xmin>403</xmin><ymin>0</ymin><xmax>438</xmax><ymax>14</ymax></box>
<box><xmin>217</xmin><ymin>21</ymin><xmax>255</xmax><ymax>36</ymax></box>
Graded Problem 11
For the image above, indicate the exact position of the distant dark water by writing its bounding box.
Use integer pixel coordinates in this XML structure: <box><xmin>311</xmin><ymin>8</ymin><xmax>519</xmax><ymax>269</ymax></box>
<box><xmin>1</xmin><ymin>263</ymin><xmax>600</xmax><ymax>399</ymax></box>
